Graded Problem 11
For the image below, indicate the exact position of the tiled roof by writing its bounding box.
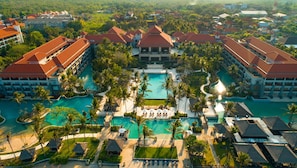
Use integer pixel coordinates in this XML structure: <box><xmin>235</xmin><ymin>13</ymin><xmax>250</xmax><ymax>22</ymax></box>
<box><xmin>86</xmin><ymin>33</ymin><xmax>127</xmax><ymax>44</ymax></box>
<box><xmin>172</xmin><ymin>31</ymin><xmax>185</xmax><ymax>38</ymax></box>
<box><xmin>262</xmin><ymin>116</ymin><xmax>291</xmax><ymax>131</ymax></box>
<box><xmin>0</xmin><ymin>36</ymin><xmax>90</xmax><ymax>78</ymax></box>
<box><xmin>178</xmin><ymin>33</ymin><xmax>216</xmax><ymax>44</ymax></box>
<box><xmin>234</xmin><ymin>143</ymin><xmax>268</xmax><ymax>163</ymax></box>
<box><xmin>264</xmin><ymin>143</ymin><xmax>297</xmax><ymax>164</ymax></box>
<box><xmin>223</xmin><ymin>36</ymin><xmax>297</xmax><ymax>78</ymax></box>
<box><xmin>53</xmin><ymin>38</ymin><xmax>90</xmax><ymax>69</ymax></box>
<box><xmin>108</xmin><ymin>26</ymin><xmax>126</xmax><ymax>35</ymax></box>
<box><xmin>138</xmin><ymin>25</ymin><xmax>173</xmax><ymax>48</ymax></box>
<box><xmin>282</xmin><ymin>131</ymin><xmax>297</xmax><ymax>149</ymax></box>
<box><xmin>106</xmin><ymin>139</ymin><xmax>124</xmax><ymax>153</ymax></box>
<box><xmin>0</xmin><ymin>27</ymin><xmax>19</xmax><ymax>39</ymax></box>
<box><xmin>234</xmin><ymin>120</ymin><xmax>268</xmax><ymax>138</ymax></box>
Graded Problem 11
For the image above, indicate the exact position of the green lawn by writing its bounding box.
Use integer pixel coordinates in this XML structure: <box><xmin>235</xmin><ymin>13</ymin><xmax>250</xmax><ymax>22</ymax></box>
<box><xmin>144</xmin><ymin>99</ymin><xmax>167</xmax><ymax>106</ymax></box>
<box><xmin>48</xmin><ymin>137</ymin><xmax>100</xmax><ymax>164</ymax></box>
<box><xmin>134</xmin><ymin>147</ymin><xmax>177</xmax><ymax>159</ymax></box>
<box><xmin>213</xmin><ymin>141</ymin><xmax>236</xmax><ymax>167</ymax></box>
<box><xmin>98</xmin><ymin>140</ymin><xmax>122</xmax><ymax>163</ymax></box>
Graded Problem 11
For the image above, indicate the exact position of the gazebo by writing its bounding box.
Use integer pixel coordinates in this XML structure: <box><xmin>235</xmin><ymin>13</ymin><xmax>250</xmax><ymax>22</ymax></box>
<box><xmin>73</xmin><ymin>142</ymin><xmax>88</xmax><ymax>156</ymax></box>
<box><xmin>106</xmin><ymin>139</ymin><xmax>124</xmax><ymax>155</ymax></box>
<box><xmin>46</xmin><ymin>138</ymin><xmax>62</xmax><ymax>152</ymax></box>
<box><xmin>19</xmin><ymin>148</ymin><xmax>36</xmax><ymax>162</ymax></box>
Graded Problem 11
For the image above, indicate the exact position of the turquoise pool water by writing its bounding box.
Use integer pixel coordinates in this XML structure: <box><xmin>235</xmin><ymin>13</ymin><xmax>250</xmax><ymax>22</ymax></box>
<box><xmin>44</xmin><ymin>95</ymin><xmax>104</xmax><ymax>126</ymax></box>
<box><xmin>217</xmin><ymin>69</ymin><xmax>234</xmax><ymax>86</ymax></box>
<box><xmin>217</xmin><ymin>69</ymin><xmax>290</xmax><ymax>123</ymax></box>
<box><xmin>142</xmin><ymin>73</ymin><xmax>169</xmax><ymax>99</ymax></box>
<box><xmin>80</xmin><ymin>65</ymin><xmax>97</xmax><ymax>91</ymax></box>
<box><xmin>111</xmin><ymin>117</ymin><xmax>199</xmax><ymax>139</ymax></box>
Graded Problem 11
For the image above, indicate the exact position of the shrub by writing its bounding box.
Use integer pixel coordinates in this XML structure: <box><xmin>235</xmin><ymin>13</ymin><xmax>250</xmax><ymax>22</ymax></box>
<box><xmin>110</xmin><ymin>126</ymin><xmax>120</xmax><ymax>132</ymax></box>
<box><xmin>192</xmin><ymin>126</ymin><xmax>202</xmax><ymax>133</ymax></box>
<box><xmin>49</xmin><ymin>155</ymin><xmax>69</xmax><ymax>165</ymax></box>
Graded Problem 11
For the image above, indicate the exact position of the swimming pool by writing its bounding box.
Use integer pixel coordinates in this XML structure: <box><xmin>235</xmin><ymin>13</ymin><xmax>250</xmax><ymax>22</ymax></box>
<box><xmin>142</xmin><ymin>73</ymin><xmax>169</xmax><ymax>99</ymax></box>
<box><xmin>111</xmin><ymin>117</ymin><xmax>199</xmax><ymax>139</ymax></box>
<box><xmin>44</xmin><ymin>95</ymin><xmax>104</xmax><ymax>126</ymax></box>
<box><xmin>217</xmin><ymin>69</ymin><xmax>290</xmax><ymax>123</ymax></box>
<box><xmin>79</xmin><ymin>65</ymin><xmax>97</xmax><ymax>91</ymax></box>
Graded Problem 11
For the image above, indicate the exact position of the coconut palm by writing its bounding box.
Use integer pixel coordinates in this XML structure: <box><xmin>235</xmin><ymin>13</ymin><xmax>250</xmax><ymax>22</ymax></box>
<box><xmin>6</xmin><ymin>133</ymin><xmax>16</xmax><ymax>159</ymax></box>
<box><xmin>177</xmin><ymin>82</ymin><xmax>185</xmax><ymax>113</ymax></box>
<box><xmin>142</xmin><ymin>125</ymin><xmax>153</xmax><ymax>146</ymax></box>
<box><xmin>79</xmin><ymin>115</ymin><xmax>87</xmax><ymax>139</ymax></box>
<box><xmin>13</xmin><ymin>91</ymin><xmax>25</xmax><ymax>106</ymax></box>
<box><xmin>168</xmin><ymin>119</ymin><xmax>183</xmax><ymax>142</ymax></box>
<box><xmin>163</xmin><ymin>76</ymin><xmax>173</xmax><ymax>100</ymax></box>
<box><xmin>134</xmin><ymin>94</ymin><xmax>144</xmax><ymax>113</ymax></box>
<box><xmin>89</xmin><ymin>108</ymin><xmax>97</xmax><ymax>127</ymax></box>
<box><xmin>286</xmin><ymin>103</ymin><xmax>297</xmax><ymax>128</ymax></box>
<box><xmin>236</xmin><ymin>152</ymin><xmax>251</xmax><ymax>168</ymax></box>
<box><xmin>225</xmin><ymin>102</ymin><xmax>236</xmax><ymax>117</ymax></box>
<box><xmin>134</xmin><ymin>116</ymin><xmax>146</xmax><ymax>143</ymax></box>
<box><xmin>120</xmin><ymin>87</ymin><xmax>130</xmax><ymax>113</ymax></box>
<box><xmin>34</xmin><ymin>86</ymin><xmax>52</xmax><ymax>103</ymax></box>
<box><xmin>184</xmin><ymin>85</ymin><xmax>194</xmax><ymax>113</ymax></box>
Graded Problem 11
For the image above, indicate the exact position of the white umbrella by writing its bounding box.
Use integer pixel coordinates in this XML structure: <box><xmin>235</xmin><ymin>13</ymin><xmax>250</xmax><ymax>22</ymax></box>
<box><xmin>119</xmin><ymin>128</ymin><xmax>126</xmax><ymax>134</ymax></box>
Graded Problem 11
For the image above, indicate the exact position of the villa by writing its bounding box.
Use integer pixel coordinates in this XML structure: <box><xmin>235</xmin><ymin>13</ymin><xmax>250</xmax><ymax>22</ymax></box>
<box><xmin>222</xmin><ymin>36</ymin><xmax>297</xmax><ymax>99</ymax></box>
<box><xmin>24</xmin><ymin>11</ymin><xmax>74</xmax><ymax>29</ymax></box>
<box><xmin>0</xmin><ymin>36</ymin><xmax>92</xmax><ymax>97</ymax></box>
<box><xmin>0</xmin><ymin>18</ymin><xmax>24</xmax><ymax>49</ymax></box>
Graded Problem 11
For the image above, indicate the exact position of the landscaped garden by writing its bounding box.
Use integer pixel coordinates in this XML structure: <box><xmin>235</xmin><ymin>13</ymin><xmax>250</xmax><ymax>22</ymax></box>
<box><xmin>134</xmin><ymin>146</ymin><xmax>178</xmax><ymax>159</ymax></box>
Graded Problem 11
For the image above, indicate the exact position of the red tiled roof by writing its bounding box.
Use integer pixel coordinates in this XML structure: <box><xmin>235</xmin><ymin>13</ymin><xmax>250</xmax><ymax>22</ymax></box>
<box><xmin>85</xmin><ymin>33</ymin><xmax>127</xmax><ymax>44</ymax></box>
<box><xmin>21</xmin><ymin>36</ymin><xmax>68</xmax><ymax>62</ymax></box>
<box><xmin>138</xmin><ymin>25</ymin><xmax>173</xmax><ymax>48</ymax></box>
<box><xmin>223</xmin><ymin>36</ymin><xmax>297</xmax><ymax>78</ymax></box>
<box><xmin>172</xmin><ymin>31</ymin><xmax>184</xmax><ymax>38</ymax></box>
<box><xmin>178</xmin><ymin>33</ymin><xmax>216</xmax><ymax>44</ymax></box>
<box><xmin>0</xmin><ymin>27</ymin><xmax>19</xmax><ymax>39</ymax></box>
<box><xmin>0</xmin><ymin>36</ymin><xmax>90</xmax><ymax>78</ymax></box>
<box><xmin>108</xmin><ymin>26</ymin><xmax>126</xmax><ymax>35</ymax></box>
<box><xmin>53</xmin><ymin>38</ymin><xmax>90</xmax><ymax>68</ymax></box>
<box><xmin>247</xmin><ymin>37</ymin><xmax>295</xmax><ymax>63</ymax></box>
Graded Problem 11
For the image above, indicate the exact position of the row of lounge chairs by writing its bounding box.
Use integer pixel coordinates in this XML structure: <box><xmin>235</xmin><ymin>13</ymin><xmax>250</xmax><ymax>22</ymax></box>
<box><xmin>142</xmin><ymin>112</ymin><xmax>168</xmax><ymax>118</ymax></box>
<box><xmin>134</xmin><ymin>159</ymin><xmax>178</xmax><ymax>167</ymax></box>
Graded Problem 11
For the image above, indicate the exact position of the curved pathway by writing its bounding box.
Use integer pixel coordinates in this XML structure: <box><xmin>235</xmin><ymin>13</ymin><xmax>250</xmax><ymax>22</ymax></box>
<box><xmin>200</xmin><ymin>72</ymin><xmax>213</xmax><ymax>100</ymax></box>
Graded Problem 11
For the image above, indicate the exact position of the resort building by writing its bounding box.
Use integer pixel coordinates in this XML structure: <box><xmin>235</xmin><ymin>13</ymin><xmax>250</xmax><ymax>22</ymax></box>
<box><xmin>138</xmin><ymin>25</ymin><xmax>173</xmax><ymax>62</ymax></box>
<box><xmin>0</xmin><ymin>36</ymin><xmax>91</xmax><ymax>97</ymax></box>
<box><xmin>24</xmin><ymin>11</ymin><xmax>74</xmax><ymax>29</ymax></box>
<box><xmin>0</xmin><ymin>19</ymin><xmax>24</xmax><ymax>49</ymax></box>
<box><xmin>222</xmin><ymin>36</ymin><xmax>297</xmax><ymax>98</ymax></box>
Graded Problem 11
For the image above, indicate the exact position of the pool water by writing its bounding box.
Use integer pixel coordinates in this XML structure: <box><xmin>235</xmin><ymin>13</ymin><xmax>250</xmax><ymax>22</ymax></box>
<box><xmin>111</xmin><ymin>117</ymin><xmax>199</xmax><ymax>139</ymax></box>
<box><xmin>79</xmin><ymin>65</ymin><xmax>97</xmax><ymax>91</ymax></box>
<box><xmin>217</xmin><ymin>69</ymin><xmax>290</xmax><ymax>123</ymax></box>
<box><xmin>142</xmin><ymin>73</ymin><xmax>169</xmax><ymax>99</ymax></box>
<box><xmin>44</xmin><ymin>95</ymin><xmax>104</xmax><ymax>126</ymax></box>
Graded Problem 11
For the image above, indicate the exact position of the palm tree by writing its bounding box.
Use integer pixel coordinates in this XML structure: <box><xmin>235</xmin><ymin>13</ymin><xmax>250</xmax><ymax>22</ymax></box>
<box><xmin>184</xmin><ymin>85</ymin><xmax>194</xmax><ymax>113</ymax></box>
<box><xmin>177</xmin><ymin>82</ymin><xmax>185</xmax><ymax>113</ymax></box>
<box><xmin>135</xmin><ymin>116</ymin><xmax>146</xmax><ymax>143</ymax></box>
<box><xmin>13</xmin><ymin>91</ymin><xmax>25</xmax><ymax>107</ymax></box>
<box><xmin>236</xmin><ymin>152</ymin><xmax>251</xmax><ymax>168</ymax></box>
<box><xmin>286</xmin><ymin>103</ymin><xmax>297</xmax><ymax>128</ymax></box>
<box><xmin>34</xmin><ymin>86</ymin><xmax>52</xmax><ymax>103</ymax></box>
<box><xmin>6</xmin><ymin>133</ymin><xmax>16</xmax><ymax>159</ymax></box>
<box><xmin>142</xmin><ymin>125</ymin><xmax>153</xmax><ymax>146</ymax></box>
<box><xmin>38</xmin><ymin>133</ymin><xmax>45</xmax><ymax>156</ymax></box>
<box><xmin>89</xmin><ymin>108</ymin><xmax>97</xmax><ymax>128</ymax></box>
<box><xmin>120</xmin><ymin>87</ymin><xmax>130</xmax><ymax>113</ymax></box>
<box><xmin>163</xmin><ymin>76</ymin><xmax>173</xmax><ymax>100</ymax></box>
<box><xmin>79</xmin><ymin>115</ymin><xmax>87</xmax><ymax>139</ymax></box>
<box><xmin>64</xmin><ymin>123</ymin><xmax>71</xmax><ymax>151</ymax></box>
<box><xmin>225</xmin><ymin>102</ymin><xmax>236</xmax><ymax>117</ymax></box>
<box><xmin>169</xmin><ymin>119</ymin><xmax>183</xmax><ymax>142</ymax></box>
<box><xmin>134</xmin><ymin>94</ymin><xmax>144</xmax><ymax>113</ymax></box>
